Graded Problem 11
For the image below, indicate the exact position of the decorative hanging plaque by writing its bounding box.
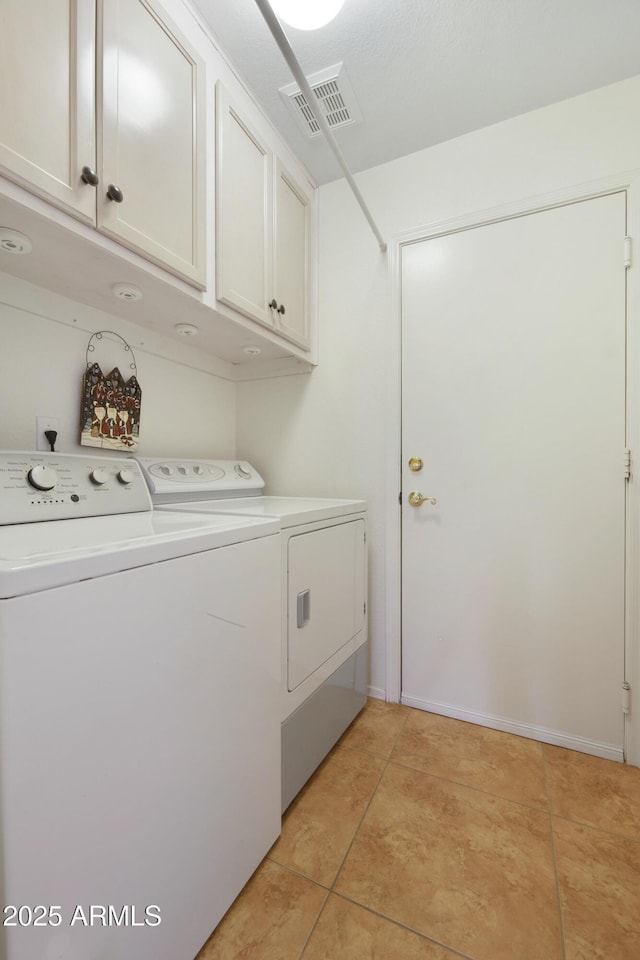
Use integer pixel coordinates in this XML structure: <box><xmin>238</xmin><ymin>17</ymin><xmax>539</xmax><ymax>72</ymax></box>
<box><xmin>79</xmin><ymin>332</ymin><xmax>142</xmax><ymax>450</ymax></box>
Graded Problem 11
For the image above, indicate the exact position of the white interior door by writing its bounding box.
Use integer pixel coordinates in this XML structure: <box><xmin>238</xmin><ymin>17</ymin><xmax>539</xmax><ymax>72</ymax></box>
<box><xmin>401</xmin><ymin>193</ymin><xmax>627</xmax><ymax>758</ymax></box>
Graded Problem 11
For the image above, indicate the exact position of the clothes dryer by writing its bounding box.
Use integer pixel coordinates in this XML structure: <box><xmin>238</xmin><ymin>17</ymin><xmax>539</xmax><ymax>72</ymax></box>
<box><xmin>136</xmin><ymin>458</ymin><xmax>368</xmax><ymax>810</ymax></box>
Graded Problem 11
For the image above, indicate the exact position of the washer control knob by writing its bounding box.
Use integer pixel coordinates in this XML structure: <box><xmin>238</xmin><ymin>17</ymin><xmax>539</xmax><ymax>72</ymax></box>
<box><xmin>117</xmin><ymin>469</ymin><xmax>135</xmax><ymax>485</ymax></box>
<box><xmin>89</xmin><ymin>468</ymin><xmax>109</xmax><ymax>485</ymax></box>
<box><xmin>177</xmin><ymin>465</ymin><xmax>189</xmax><ymax>476</ymax></box>
<box><xmin>193</xmin><ymin>466</ymin><xmax>204</xmax><ymax>476</ymax></box>
<box><xmin>234</xmin><ymin>464</ymin><xmax>252</xmax><ymax>479</ymax></box>
<box><xmin>27</xmin><ymin>464</ymin><xmax>58</xmax><ymax>491</ymax></box>
<box><xmin>160</xmin><ymin>465</ymin><xmax>174</xmax><ymax>476</ymax></box>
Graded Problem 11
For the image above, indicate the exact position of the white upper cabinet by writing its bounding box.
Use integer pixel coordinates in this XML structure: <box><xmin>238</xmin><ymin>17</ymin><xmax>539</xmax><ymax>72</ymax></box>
<box><xmin>273</xmin><ymin>159</ymin><xmax>311</xmax><ymax>349</ymax></box>
<box><xmin>0</xmin><ymin>0</ymin><xmax>206</xmax><ymax>288</ymax></box>
<box><xmin>0</xmin><ymin>0</ymin><xmax>96</xmax><ymax>223</ymax></box>
<box><xmin>99</xmin><ymin>0</ymin><xmax>206</xmax><ymax>287</ymax></box>
<box><xmin>216</xmin><ymin>85</ymin><xmax>272</xmax><ymax>326</ymax></box>
<box><xmin>216</xmin><ymin>84</ymin><xmax>313</xmax><ymax>350</ymax></box>
<box><xmin>0</xmin><ymin>4</ymin><xmax>316</xmax><ymax>369</ymax></box>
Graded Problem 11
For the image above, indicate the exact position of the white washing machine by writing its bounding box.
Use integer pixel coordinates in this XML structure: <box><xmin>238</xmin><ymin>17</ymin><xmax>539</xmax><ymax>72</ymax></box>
<box><xmin>0</xmin><ymin>451</ymin><xmax>282</xmax><ymax>960</ymax></box>
<box><xmin>136</xmin><ymin>458</ymin><xmax>368</xmax><ymax>811</ymax></box>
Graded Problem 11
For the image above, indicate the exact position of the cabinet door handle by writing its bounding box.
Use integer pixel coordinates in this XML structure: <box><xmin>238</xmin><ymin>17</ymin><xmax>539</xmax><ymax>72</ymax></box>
<box><xmin>106</xmin><ymin>183</ymin><xmax>124</xmax><ymax>203</ymax></box>
<box><xmin>80</xmin><ymin>165</ymin><xmax>99</xmax><ymax>186</ymax></box>
<box><xmin>277</xmin><ymin>303</ymin><xmax>286</xmax><ymax>316</ymax></box>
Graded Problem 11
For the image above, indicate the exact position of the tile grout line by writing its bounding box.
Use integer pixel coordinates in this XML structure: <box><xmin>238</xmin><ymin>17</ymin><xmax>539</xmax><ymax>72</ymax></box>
<box><xmin>387</xmin><ymin>756</ymin><xmax>550</xmax><ymax>813</ymax></box>
<box><xmin>273</xmin><ymin>708</ymin><xmax>640</xmax><ymax>960</ymax></box>
<box><xmin>385</xmin><ymin>717</ymin><xmax>640</xmax><ymax>838</ymax></box>
<box><xmin>329</xmin><ymin>890</ymin><xmax>478</xmax><ymax>960</ymax></box>
<box><xmin>294</xmin><ymin>886</ymin><xmax>332</xmax><ymax>960</ymax></box>
<box><xmin>327</xmin><ymin>710</ymin><xmax>412</xmax><ymax>891</ymax></box>
<box><xmin>334</xmin><ymin>708</ymin><xmax>569</xmax><ymax>960</ymax></box>
<box><xmin>546</xmin><ymin>811</ymin><xmax>640</xmax><ymax>845</ymax></box>
<box><xmin>542</xmin><ymin>743</ymin><xmax>568</xmax><ymax>960</ymax></box>
<box><xmin>306</xmin><ymin>707</ymin><xmax>481</xmax><ymax>960</ymax></box>
<box><xmin>203</xmin><ymin>707</ymin><xmax>640</xmax><ymax>960</ymax></box>
<box><xmin>296</xmin><ymin>707</ymin><xmax>413</xmax><ymax>959</ymax></box>
<box><xmin>264</xmin><ymin>855</ymin><xmax>331</xmax><ymax>890</ymax></box>
<box><xmin>299</xmin><ymin>705</ymin><xmax>533</xmax><ymax>960</ymax></box>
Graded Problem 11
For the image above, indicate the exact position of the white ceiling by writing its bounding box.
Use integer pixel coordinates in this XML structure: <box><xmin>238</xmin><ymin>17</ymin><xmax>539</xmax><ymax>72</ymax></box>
<box><xmin>193</xmin><ymin>0</ymin><xmax>640</xmax><ymax>185</ymax></box>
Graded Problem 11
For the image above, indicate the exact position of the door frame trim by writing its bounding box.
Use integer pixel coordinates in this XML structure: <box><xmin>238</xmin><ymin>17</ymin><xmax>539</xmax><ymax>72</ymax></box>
<box><xmin>386</xmin><ymin>171</ymin><xmax>640</xmax><ymax>766</ymax></box>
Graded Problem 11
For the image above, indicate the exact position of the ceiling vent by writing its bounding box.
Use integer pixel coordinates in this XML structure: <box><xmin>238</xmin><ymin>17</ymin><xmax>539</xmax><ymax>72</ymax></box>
<box><xmin>279</xmin><ymin>63</ymin><xmax>362</xmax><ymax>138</ymax></box>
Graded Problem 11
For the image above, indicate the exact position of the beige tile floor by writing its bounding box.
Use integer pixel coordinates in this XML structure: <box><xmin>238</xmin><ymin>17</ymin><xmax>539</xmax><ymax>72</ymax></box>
<box><xmin>196</xmin><ymin>699</ymin><xmax>640</xmax><ymax>960</ymax></box>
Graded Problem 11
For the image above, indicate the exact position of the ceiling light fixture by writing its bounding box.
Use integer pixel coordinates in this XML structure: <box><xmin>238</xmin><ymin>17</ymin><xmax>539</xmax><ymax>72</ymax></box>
<box><xmin>268</xmin><ymin>0</ymin><xmax>345</xmax><ymax>30</ymax></box>
<box><xmin>112</xmin><ymin>283</ymin><xmax>143</xmax><ymax>301</ymax></box>
<box><xmin>0</xmin><ymin>228</ymin><xmax>32</xmax><ymax>255</ymax></box>
<box><xmin>175</xmin><ymin>323</ymin><xmax>199</xmax><ymax>336</ymax></box>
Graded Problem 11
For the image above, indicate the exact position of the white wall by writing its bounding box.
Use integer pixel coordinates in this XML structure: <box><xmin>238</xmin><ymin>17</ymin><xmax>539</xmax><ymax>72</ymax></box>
<box><xmin>0</xmin><ymin>274</ymin><xmax>235</xmax><ymax>457</ymax></box>
<box><xmin>237</xmin><ymin>74</ymin><xmax>640</xmax><ymax>699</ymax></box>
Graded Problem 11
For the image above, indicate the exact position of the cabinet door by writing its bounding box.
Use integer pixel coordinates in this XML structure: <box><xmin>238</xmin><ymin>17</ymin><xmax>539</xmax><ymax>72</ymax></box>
<box><xmin>273</xmin><ymin>160</ymin><xmax>311</xmax><ymax>349</ymax></box>
<box><xmin>99</xmin><ymin>0</ymin><xmax>206</xmax><ymax>288</ymax></box>
<box><xmin>0</xmin><ymin>0</ymin><xmax>96</xmax><ymax>222</ymax></box>
<box><xmin>216</xmin><ymin>83</ymin><xmax>273</xmax><ymax>328</ymax></box>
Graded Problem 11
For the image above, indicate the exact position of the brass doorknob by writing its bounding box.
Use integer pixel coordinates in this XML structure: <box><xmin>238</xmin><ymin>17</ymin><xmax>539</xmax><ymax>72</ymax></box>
<box><xmin>408</xmin><ymin>457</ymin><xmax>423</xmax><ymax>472</ymax></box>
<box><xmin>408</xmin><ymin>491</ymin><xmax>437</xmax><ymax>507</ymax></box>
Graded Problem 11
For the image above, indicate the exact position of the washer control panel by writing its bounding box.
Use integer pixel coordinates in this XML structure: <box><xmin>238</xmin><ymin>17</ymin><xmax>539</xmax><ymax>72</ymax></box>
<box><xmin>135</xmin><ymin>458</ymin><xmax>264</xmax><ymax>502</ymax></box>
<box><xmin>0</xmin><ymin>452</ymin><xmax>151</xmax><ymax>525</ymax></box>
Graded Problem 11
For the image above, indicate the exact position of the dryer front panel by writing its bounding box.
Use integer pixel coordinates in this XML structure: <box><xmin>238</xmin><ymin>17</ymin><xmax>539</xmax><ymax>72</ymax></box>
<box><xmin>287</xmin><ymin>518</ymin><xmax>366</xmax><ymax>691</ymax></box>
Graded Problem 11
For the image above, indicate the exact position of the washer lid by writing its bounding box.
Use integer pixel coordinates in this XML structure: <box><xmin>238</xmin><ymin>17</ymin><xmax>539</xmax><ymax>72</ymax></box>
<box><xmin>0</xmin><ymin>510</ymin><xmax>279</xmax><ymax>598</ymax></box>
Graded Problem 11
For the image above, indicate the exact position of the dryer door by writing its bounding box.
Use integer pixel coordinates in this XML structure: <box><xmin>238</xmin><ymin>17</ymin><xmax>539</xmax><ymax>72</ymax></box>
<box><xmin>287</xmin><ymin>518</ymin><xmax>366</xmax><ymax>691</ymax></box>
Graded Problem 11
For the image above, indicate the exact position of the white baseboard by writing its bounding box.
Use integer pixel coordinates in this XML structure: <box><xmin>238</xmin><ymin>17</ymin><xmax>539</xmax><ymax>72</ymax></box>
<box><xmin>367</xmin><ymin>685</ymin><xmax>386</xmax><ymax>701</ymax></box>
<box><xmin>400</xmin><ymin>694</ymin><xmax>624</xmax><ymax>763</ymax></box>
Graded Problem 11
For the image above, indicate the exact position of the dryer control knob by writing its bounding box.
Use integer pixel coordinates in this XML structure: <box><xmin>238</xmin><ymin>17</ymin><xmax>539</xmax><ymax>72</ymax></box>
<box><xmin>90</xmin><ymin>468</ymin><xmax>109</xmax><ymax>485</ymax></box>
<box><xmin>193</xmin><ymin>466</ymin><xmax>204</xmax><ymax>476</ymax></box>
<box><xmin>117</xmin><ymin>469</ymin><xmax>135</xmax><ymax>485</ymax></box>
<box><xmin>28</xmin><ymin>464</ymin><xmax>58</xmax><ymax>491</ymax></box>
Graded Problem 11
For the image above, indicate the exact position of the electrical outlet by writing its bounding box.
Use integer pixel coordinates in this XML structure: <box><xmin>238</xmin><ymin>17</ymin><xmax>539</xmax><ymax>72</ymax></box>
<box><xmin>36</xmin><ymin>416</ymin><xmax>59</xmax><ymax>451</ymax></box>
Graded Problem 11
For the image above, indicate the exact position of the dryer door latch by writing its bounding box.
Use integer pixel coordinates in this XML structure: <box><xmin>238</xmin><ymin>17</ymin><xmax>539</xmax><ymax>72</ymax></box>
<box><xmin>297</xmin><ymin>589</ymin><xmax>311</xmax><ymax>628</ymax></box>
